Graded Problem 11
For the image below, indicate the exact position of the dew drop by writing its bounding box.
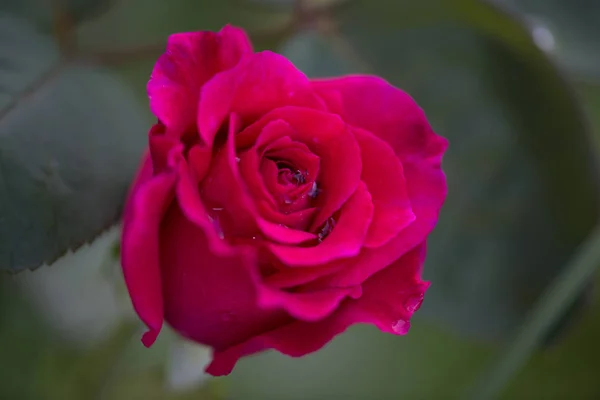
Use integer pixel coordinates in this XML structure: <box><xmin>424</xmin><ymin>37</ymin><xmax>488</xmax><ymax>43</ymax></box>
<box><xmin>235</xmin><ymin>157</ymin><xmax>241</xmax><ymax>163</ymax></box>
<box><xmin>207</xmin><ymin>214</ymin><xmax>225</xmax><ymax>240</ymax></box>
<box><xmin>404</xmin><ymin>294</ymin><xmax>424</xmax><ymax>314</ymax></box>
<box><xmin>318</xmin><ymin>217</ymin><xmax>336</xmax><ymax>242</ymax></box>
<box><xmin>282</xmin><ymin>194</ymin><xmax>293</xmax><ymax>205</ymax></box>
<box><xmin>391</xmin><ymin>319</ymin><xmax>409</xmax><ymax>334</ymax></box>
<box><xmin>308</xmin><ymin>182</ymin><xmax>320</xmax><ymax>199</ymax></box>
<box><xmin>293</xmin><ymin>170</ymin><xmax>306</xmax><ymax>184</ymax></box>
<box><xmin>212</xmin><ymin>207</ymin><xmax>224</xmax><ymax>212</ymax></box>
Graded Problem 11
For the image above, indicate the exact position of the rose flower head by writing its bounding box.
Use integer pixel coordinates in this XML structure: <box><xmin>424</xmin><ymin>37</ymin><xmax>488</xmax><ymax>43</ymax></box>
<box><xmin>121</xmin><ymin>25</ymin><xmax>448</xmax><ymax>376</ymax></box>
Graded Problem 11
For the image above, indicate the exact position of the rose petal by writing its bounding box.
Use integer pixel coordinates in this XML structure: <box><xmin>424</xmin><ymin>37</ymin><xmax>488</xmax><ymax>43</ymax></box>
<box><xmin>174</xmin><ymin>152</ymin><xmax>231</xmax><ymax>255</ymax></box>
<box><xmin>160</xmin><ymin>203</ymin><xmax>288</xmax><ymax>351</ymax></box>
<box><xmin>198</xmin><ymin>51</ymin><xmax>325</xmax><ymax>146</ymax></box>
<box><xmin>259</xmin><ymin>285</ymin><xmax>362</xmax><ymax>322</ymax></box>
<box><xmin>322</xmin><ymin>145</ymin><xmax>447</xmax><ymax>287</ymax></box>
<box><xmin>348</xmin><ymin>244</ymin><xmax>429</xmax><ymax>335</ymax></box>
<box><xmin>352</xmin><ymin>126</ymin><xmax>415</xmax><ymax>248</ymax></box>
<box><xmin>265</xmin><ymin>141</ymin><xmax>320</xmax><ymax>199</ymax></box>
<box><xmin>243</xmin><ymin>119</ymin><xmax>319</xmax><ymax>212</ymax></box>
<box><xmin>268</xmin><ymin>181</ymin><xmax>374</xmax><ymax>266</ymax></box>
<box><xmin>238</xmin><ymin>148</ymin><xmax>276</xmax><ymax>208</ymax></box>
<box><xmin>311</xmin><ymin>76</ymin><xmax>447</xmax><ymax>286</ymax></box>
<box><xmin>257</xmin><ymin>199</ymin><xmax>317</xmax><ymax>231</ymax></box>
<box><xmin>237</xmin><ymin>119</ymin><xmax>296</xmax><ymax>209</ymax></box>
<box><xmin>148</xmin><ymin>25</ymin><xmax>251</xmax><ymax>138</ymax></box>
<box><xmin>148</xmin><ymin>122</ymin><xmax>177</xmax><ymax>174</ymax></box>
<box><xmin>259</xmin><ymin>158</ymin><xmax>284</xmax><ymax>203</ymax></box>
<box><xmin>263</xmin><ymin>261</ymin><xmax>345</xmax><ymax>289</ymax></box>
<box><xmin>187</xmin><ymin>144</ymin><xmax>212</xmax><ymax>182</ymax></box>
<box><xmin>237</xmin><ymin>107</ymin><xmax>362</xmax><ymax>231</ymax></box>
<box><xmin>205</xmin><ymin>245</ymin><xmax>427</xmax><ymax>376</ymax></box>
<box><xmin>256</xmin><ymin>218</ymin><xmax>317</xmax><ymax>245</ymax></box>
<box><xmin>121</xmin><ymin>155</ymin><xmax>175</xmax><ymax>347</ymax></box>
<box><xmin>311</xmin><ymin>75</ymin><xmax>447</xmax><ymax>166</ymax></box>
<box><xmin>251</xmin><ymin>119</ymin><xmax>295</xmax><ymax>149</ymax></box>
<box><xmin>200</xmin><ymin>114</ymin><xmax>258</xmax><ymax>237</ymax></box>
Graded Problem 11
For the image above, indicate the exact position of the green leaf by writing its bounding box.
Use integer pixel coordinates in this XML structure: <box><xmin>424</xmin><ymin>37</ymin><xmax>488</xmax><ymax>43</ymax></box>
<box><xmin>281</xmin><ymin>0</ymin><xmax>600</xmax><ymax>339</ymax></box>
<box><xmin>17</xmin><ymin>227</ymin><xmax>128</xmax><ymax>347</ymax></box>
<box><xmin>0</xmin><ymin>14</ymin><xmax>148</xmax><ymax>272</ymax></box>
<box><xmin>0</xmin><ymin>0</ymin><xmax>112</xmax><ymax>28</ymax></box>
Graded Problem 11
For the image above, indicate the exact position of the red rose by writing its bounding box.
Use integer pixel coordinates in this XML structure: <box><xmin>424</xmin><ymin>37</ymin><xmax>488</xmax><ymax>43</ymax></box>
<box><xmin>121</xmin><ymin>25</ymin><xmax>447</xmax><ymax>376</ymax></box>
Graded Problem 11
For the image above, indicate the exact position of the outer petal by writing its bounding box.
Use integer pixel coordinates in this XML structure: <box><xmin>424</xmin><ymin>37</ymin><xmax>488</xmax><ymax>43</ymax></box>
<box><xmin>352</xmin><ymin>126</ymin><xmax>415</xmax><ymax>248</ymax></box>
<box><xmin>258</xmin><ymin>285</ymin><xmax>362</xmax><ymax>322</ymax></box>
<box><xmin>160</xmin><ymin>203</ymin><xmax>288</xmax><ymax>351</ymax></box>
<box><xmin>121</xmin><ymin>155</ymin><xmax>175</xmax><ymax>347</ymax></box>
<box><xmin>311</xmin><ymin>76</ymin><xmax>447</xmax><ymax>166</ymax></box>
<box><xmin>198</xmin><ymin>51</ymin><xmax>326</xmax><ymax>146</ymax></box>
<box><xmin>172</xmin><ymin>158</ymin><xmax>361</xmax><ymax>352</ymax></box>
<box><xmin>206</xmin><ymin>245</ymin><xmax>428</xmax><ymax>376</ymax></box>
<box><xmin>148</xmin><ymin>122</ymin><xmax>177</xmax><ymax>174</ymax></box>
<box><xmin>148</xmin><ymin>25</ymin><xmax>252</xmax><ymax>138</ymax></box>
<box><xmin>312</xmin><ymin>76</ymin><xmax>447</xmax><ymax>286</ymax></box>
<box><xmin>263</xmin><ymin>260</ymin><xmax>345</xmax><ymax>289</ymax></box>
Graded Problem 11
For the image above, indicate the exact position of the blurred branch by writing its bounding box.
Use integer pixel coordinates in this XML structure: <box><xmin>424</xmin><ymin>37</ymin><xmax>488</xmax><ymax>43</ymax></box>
<box><xmin>0</xmin><ymin>62</ymin><xmax>64</xmax><ymax>122</ymax></box>
<box><xmin>315</xmin><ymin>14</ymin><xmax>372</xmax><ymax>73</ymax></box>
<box><xmin>78</xmin><ymin>24</ymin><xmax>298</xmax><ymax>66</ymax></box>
<box><xmin>467</xmin><ymin>224</ymin><xmax>600</xmax><ymax>400</ymax></box>
<box><xmin>77</xmin><ymin>43</ymin><xmax>166</xmax><ymax>66</ymax></box>
<box><xmin>78</xmin><ymin>0</ymin><xmax>346</xmax><ymax>66</ymax></box>
<box><xmin>50</xmin><ymin>0</ymin><xmax>77</xmax><ymax>58</ymax></box>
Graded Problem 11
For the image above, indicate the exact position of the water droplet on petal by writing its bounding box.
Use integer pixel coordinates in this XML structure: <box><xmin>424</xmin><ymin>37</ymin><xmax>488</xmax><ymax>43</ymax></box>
<box><xmin>404</xmin><ymin>294</ymin><xmax>424</xmax><ymax>314</ymax></box>
<box><xmin>292</xmin><ymin>170</ymin><xmax>306</xmax><ymax>184</ymax></box>
<box><xmin>212</xmin><ymin>207</ymin><xmax>224</xmax><ymax>212</ymax></box>
<box><xmin>318</xmin><ymin>217</ymin><xmax>336</xmax><ymax>242</ymax></box>
<box><xmin>283</xmin><ymin>194</ymin><xmax>293</xmax><ymax>204</ymax></box>
<box><xmin>251</xmin><ymin>236</ymin><xmax>256</xmax><ymax>240</ymax></box>
<box><xmin>207</xmin><ymin>214</ymin><xmax>224</xmax><ymax>240</ymax></box>
<box><xmin>308</xmin><ymin>182</ymin><xmax>320</xmax><ymax>199</ymax></box>
<box><xmin>235</xmin><ymin>157</ymin><xmax>241</xmax><ymax>163</ymax></box>
<box><xmin>392</xmin><ymin>319</ymin><xmax>409</xmax><ymax>334</ymax></box>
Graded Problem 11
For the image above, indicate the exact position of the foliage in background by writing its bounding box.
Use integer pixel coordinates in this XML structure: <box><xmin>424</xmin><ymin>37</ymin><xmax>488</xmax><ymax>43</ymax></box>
<box><xmin>1</xmin><ymin>0</ymin><xmax>599</xmax><ymax>399</ymax></box>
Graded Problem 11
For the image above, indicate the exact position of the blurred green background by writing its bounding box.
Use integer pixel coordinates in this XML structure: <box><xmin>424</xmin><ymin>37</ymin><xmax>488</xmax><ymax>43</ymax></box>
<box><xmin>1</xmin><ymin>0</ymin><xmax>600</xmax><ymax>398</ymax></box>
